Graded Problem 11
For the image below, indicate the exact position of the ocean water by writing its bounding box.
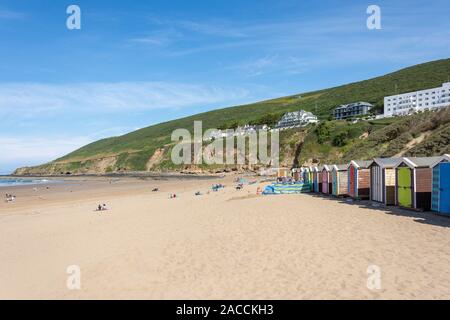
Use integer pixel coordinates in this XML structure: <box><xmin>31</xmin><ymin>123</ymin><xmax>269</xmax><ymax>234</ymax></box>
<box><xmin>0</xmin><ymin>178</ymin><xmax>62</xmax><ymax>188</ymax></box>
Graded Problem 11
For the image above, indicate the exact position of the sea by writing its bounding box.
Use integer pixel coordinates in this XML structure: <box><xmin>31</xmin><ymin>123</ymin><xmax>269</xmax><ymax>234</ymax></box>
<box><xmin>0</xmin><ymin>177</ymin><xmax>62</xmax><ymax>188</ymax></box>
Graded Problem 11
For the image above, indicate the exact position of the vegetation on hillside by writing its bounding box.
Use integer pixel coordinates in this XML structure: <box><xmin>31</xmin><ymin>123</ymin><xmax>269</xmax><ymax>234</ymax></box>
<box><xmin>14</xmin><ymin>58</ymin><xmax>450</xmax><ymax>175</ymax></box>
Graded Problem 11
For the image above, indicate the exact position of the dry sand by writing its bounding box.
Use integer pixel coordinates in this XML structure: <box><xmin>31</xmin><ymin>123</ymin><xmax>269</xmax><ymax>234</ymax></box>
<box><xmin>0</xmin><ymin>175</ymin><xmax>449</xmax><ymax>300</ymax></box>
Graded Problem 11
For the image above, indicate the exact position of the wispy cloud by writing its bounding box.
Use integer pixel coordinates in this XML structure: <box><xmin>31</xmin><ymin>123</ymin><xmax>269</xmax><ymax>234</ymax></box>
<box><xmin>0</xmin><ymin>9</ymin><xmax>24</xmax><ymax>20</ymax></box>
<box><xmin>0</xmin><ymin>82</ymin><xmax>252</xmax><ymax>118</ymax></box>
<box><xmin>145</xmin><ymin>16</ymin><xmax>247</xmax><ymax>38</ymax></box>
<box><xmin>231</xmin><ymin>55</ymin><xmax>309</xmax><ymax>77</ymax></box>
<box><xmin>128</xmin><ymin>29</ymin><xmax>180</xmax><ymax>47</ymax></box>
<box><xmin>0</xmin><ymin>136</ymin><xmax>92</xmax><ymax>173</ymax></box>
<box><xmin>131</xmin><ymin>10</ymin><xmax>450</xmax><ymax>70</ymax></box>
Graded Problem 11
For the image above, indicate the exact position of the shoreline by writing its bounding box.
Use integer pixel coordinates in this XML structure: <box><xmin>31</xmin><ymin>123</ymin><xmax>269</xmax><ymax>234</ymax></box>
<box><xmin>5</xmin><ymin>171</ymin><xmax>239</xmax><ymax>180</ymax></box>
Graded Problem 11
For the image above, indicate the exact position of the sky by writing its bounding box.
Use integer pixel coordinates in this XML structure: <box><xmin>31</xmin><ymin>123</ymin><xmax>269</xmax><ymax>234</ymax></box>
<box><xmin>0</xmin><ymin>0</ymin><xmax>449</xmax><ymax>174</ymax></box>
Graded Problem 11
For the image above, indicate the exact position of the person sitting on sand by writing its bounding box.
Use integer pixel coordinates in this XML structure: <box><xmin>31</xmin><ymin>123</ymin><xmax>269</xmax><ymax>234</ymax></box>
<box><xmin>96</xmin><ymin>204</ymin><xmax>108</xmax><ymax>211</ymax></box>
<box><xmin>5</xmin><ymin>194</ymin><xmax>16</xmax><ymax>202</ymax></box>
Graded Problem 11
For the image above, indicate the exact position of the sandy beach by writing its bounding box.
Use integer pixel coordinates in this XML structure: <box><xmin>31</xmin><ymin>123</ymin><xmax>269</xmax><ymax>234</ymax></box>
<box><xmin>0</xmin><ymin>175</ymin><xmax>449</xmax><ymax>300</ymax></box>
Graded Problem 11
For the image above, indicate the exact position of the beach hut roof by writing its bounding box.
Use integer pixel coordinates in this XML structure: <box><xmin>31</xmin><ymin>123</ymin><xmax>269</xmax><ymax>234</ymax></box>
<box><xmin>316</xmin><ymin>165</ymin><xmax>324</xmax><ymax>171</ymax></box>
<box><xmin>431</xmin><ymin>154</ymin><xmax>450</xmax><ymax>168</ymax></box>
<box><xmin>349</xmin><ymin>160</ymin><xmax>373</xmax><ymax>169</ymax></box>
<box><xmin>398</xmin><ymin>156</ymin><xmax>445</xmax><ymax>169</ymax></box>
<box><xmin>332</xmin><ymin>164</ymin><xmax>348</xmax><ymax>171</ymax></box>
<box><xmin>371</xmin><ymin>157</ymin><xmax>402</xmax><ymax>168</ymax></box>
<box><xmin>322</xmin><ymin>165</ymin><xmax>331</xmax><ymax>171</ymax></box>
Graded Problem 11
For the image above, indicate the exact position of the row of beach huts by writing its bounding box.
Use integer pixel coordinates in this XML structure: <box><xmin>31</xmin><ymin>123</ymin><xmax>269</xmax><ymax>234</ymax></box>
<box><xmin>273</xmin><ymin>155</ymin><xmax>450</xmax><ymax>216</ymax></box>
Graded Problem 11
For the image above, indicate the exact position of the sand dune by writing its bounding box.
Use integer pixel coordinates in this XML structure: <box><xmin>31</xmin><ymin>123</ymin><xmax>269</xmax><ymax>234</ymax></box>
<box><xmin>0</xmin><ymin>176</ymin><xmax>449</xmax><ymax>299</ymax></box>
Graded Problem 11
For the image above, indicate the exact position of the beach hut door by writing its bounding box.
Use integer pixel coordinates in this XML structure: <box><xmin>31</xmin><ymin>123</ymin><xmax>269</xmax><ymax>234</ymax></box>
<box><xmin>432</xmin><ymin>165</ymin><xmax>440</xmax><ymax>212</ymax></box>
<box><xmin>333</xmin><ymin>172</ymin><xmax>338</xmax><ymax>195</ymax></box>
<box><xmin>398</xmin><ymin>168</ymin><xmax>412</xmax><ymax>207</ymax></box>
<box><xmin>439</xmin><ymin>163</ymin><xmax>450</xmax><ymax>214</ymax></box>
<box><xmin>349</xmin><ymin>166</ymin><xmax>356</xmax><ymax>197</ymax></box>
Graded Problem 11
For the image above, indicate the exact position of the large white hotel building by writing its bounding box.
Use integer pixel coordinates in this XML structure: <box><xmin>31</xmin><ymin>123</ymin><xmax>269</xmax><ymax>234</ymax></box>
<box><xmin>384</xmin><ymin>82</ymin><xmax>450</xmax><ymax>117</ymax></box>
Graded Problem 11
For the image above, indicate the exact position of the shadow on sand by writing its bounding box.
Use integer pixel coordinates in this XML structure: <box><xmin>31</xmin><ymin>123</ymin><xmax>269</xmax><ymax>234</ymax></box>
<box><xmin>307</xmin><ymin>193</ymin><xmax>450</xmax><ymax>229</ymax></box>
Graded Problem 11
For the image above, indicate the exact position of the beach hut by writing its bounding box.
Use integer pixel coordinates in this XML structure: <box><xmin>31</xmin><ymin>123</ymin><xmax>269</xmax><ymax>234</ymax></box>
<box><xmin>277</xmin><ymin>168</ymin><xmax>291</xmax><ymax>179</ymax></box>
<box><xmin>431</xmin><ymin>155</ymin><xmax>450</xmax><ymax>215</ymax></box>
<box><xmin>292</xmin><ymin>168</ymin><xmax>301</xmax><ymax>182</ymax></box>
<box><xmin>313</xmin><ymin>166</ymin><xmax>323</xmax><ymax>193</ymax></box>
<box><xmin>308</xmin><ymin>166</ymin><xmax>314</xmax><ymax>184</ymax></box>
<box><xmin>331</xmin><ymin>165</ymin><xmax>349</xmax><ymax>196</ymax></box>
<box><xmin>395</xmin><ymin>156</ymin><xmax>446</xmax><ymax>211</ymax></box>
<box><xmin>301</xmin><ymin>167</ymin><xmax>313</xmax><ymax>184</ymax></box>
<box><xmin>369</xmin><ymin>158</ymin><xmax>402</xmax><ymax>205</ymax></box>
<box><xmin>321</xmin><ymin>165</ymin><xmax>332</xmax><ymax>194</ymax></box>
<box><xmin>348</xmin><ymin>160</ymin><xmax>373</xmax><ymax>200</ymax></box>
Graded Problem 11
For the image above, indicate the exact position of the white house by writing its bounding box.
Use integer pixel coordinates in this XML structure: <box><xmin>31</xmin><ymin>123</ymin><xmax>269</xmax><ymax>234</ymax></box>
<box><xmin>208</xmin><ymin>124</ymin><xmax>269</xmax><ymax>140</ymax></box>
<box><xmin>384</xmin><ymin>82</ymin><xmax>450</xmax><ymax>117</ymax></box>
<box><xmin>275</xmin><ymin>110</ymin><xmax>318</xmax><ymax>130</ymax></box>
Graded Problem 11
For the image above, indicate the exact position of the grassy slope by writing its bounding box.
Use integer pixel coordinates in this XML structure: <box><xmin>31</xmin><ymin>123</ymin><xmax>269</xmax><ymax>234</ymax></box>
<box><xmin>17</xmin><ymin>58</ymin><xmax>450</xmax><ymax>173</ymax></box>
<box><xmin>297</xmin><ymin>108</ymin><xmax>450</xmax><ymax>166</ymax></box>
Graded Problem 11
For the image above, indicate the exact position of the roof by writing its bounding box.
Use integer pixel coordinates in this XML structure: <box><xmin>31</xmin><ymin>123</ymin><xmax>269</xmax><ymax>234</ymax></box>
<box><xmin>334</xmin><ymin>102</ymin><xmax>373</xmax><ymax>110</ymax></box>
<box><xmin>398</xmin><ymin>156</ymin><xmax>445</xmax><ymax>169</ymax></box>
<box><xmin>333</xmin><ymin>164</ymin><xmax>348</xmax><ymax>171</ymax></box>
<box><xmin>350</xmin><ymin>160</ymin><xmax>373</xmax><ymax>169</ymax></box>
<box><xmin>322</xmin><ymin>165</ymin><xmax>331</xmax><ymax>171</ymax></box>
<box><xmin>372</xmin><ymin>157</ymin><xmax>403</xmax><ymax>168</ymax></box>
<box><xmin>431</xmin><ymin>154</ymin><xmax>450</xmax><ymax>167</ymax></box>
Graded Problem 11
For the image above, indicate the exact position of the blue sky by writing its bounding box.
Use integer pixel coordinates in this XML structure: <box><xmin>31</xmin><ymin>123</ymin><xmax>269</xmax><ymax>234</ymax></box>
<box><xmin>0</xmin><ymin>0</ymin><xmax>449</xmax><ymax>173</ymax></box>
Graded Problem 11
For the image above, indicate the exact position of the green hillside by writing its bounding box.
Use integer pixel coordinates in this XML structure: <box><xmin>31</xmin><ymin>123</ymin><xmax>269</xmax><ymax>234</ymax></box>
<box><xmin>14</xmin><ymin>58</ymin><xmax>450</xmax><ymax>175</ymax></box>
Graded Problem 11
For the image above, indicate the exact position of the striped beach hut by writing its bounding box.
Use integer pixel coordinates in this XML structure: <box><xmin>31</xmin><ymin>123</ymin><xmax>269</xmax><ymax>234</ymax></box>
<box><xmin>301</xmin><ymin>167</ymin><xmax>308</xmax><ymax>183</ymax></box>
<box><xmin>369</xmin><ymin>158</ymin><xmax>402</xmax><ymax>205</ymax></box>
<box><xmin>331</xmin><ymin>165</ymin><xmax>349</xmax><ymax>196</ymax></box>
<box><xmin>301</xmin><ymin>166</ymin><xmax>313</xmax><ymax>184</ymax></box>
<box><xmin>431</xmin><ymin>154</ymin><xmax>450</xmax><ymax>215</ymax></box>
<box><xmin>348</xmin><ymin>160</ymin><xmax>372</xmax><ymax>200</ymax></box>
<box><xmin>313</xmin><ymin>166</ymin><xmax>323</xmax><ymax>193</ymax></box>
<box><xmin>321</xmin><ymin>165</ymin><xmax>332</xmax><ymax>194</ymax></box>
<box><xmin>308</xmin><ymin>166</ymin><xmax>314</xmax><ymax>184</ymax></box>
<box><xmin>395</xmin><ymin>156</ymin><xmax>446</xmax><ymax>211</ymax></box>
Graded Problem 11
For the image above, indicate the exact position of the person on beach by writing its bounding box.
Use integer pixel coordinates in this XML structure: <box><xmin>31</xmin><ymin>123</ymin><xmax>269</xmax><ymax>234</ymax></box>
<box><xmin>96</xmin><ymin>204</ymin><xmax>108</xmax><ymax>211</ymax></box>
<box><xmin>5</xmin><ymin>194</ymin><xmax>16</xmax><ymax>202</ymax></box>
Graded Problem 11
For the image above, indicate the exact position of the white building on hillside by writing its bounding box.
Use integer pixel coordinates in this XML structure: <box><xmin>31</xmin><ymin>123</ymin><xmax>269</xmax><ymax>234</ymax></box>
<box><xmin>384</xmin><ymin>82</ymin><xmax>450</xmax><ymax>117</ymax></box>
<box><xmin>275</xmin><ymin>110</ymin><xmax>318</xmax><ymax>130</ymax></box>
<box><xmin>333</xmin><ymin>102</ymin><xmax>373</xmax><ymax>120</ymax></box>
<box><xmin>234</xmin><ymin>124</ymin><xmax>269</xmax><ymax>136</ymax></box>
<box><xmin>208</xmin><ymin>124</ymin><xmax>269</xmax><ymax>140</ymax></box>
